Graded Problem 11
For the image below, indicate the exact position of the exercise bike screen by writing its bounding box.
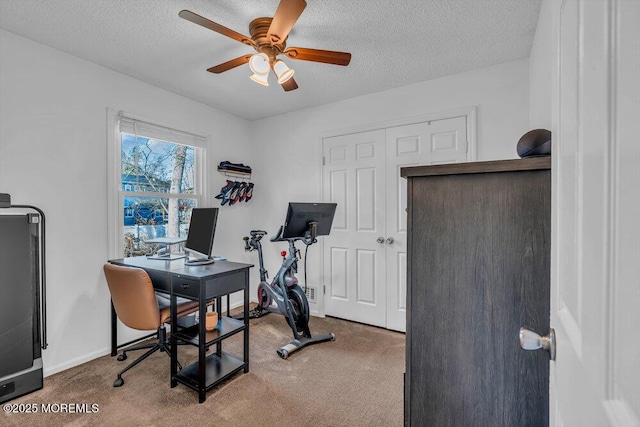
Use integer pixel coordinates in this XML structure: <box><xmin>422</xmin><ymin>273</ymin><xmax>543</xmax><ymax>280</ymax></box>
<box><xmin>282</xmin><ymin>203</ymin><xmax>337</xmax><ymax>238</ymax></box>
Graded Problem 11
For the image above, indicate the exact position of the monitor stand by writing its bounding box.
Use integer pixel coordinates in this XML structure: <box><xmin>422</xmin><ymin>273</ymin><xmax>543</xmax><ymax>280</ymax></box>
<box><xmin>185</xmin><ymin>257</ymin><xmax>215</xmax><ymax>266</ymax></box>
<box><xmin>146</xmin><ymin>237</ymin><xmax>187</xmax><ymax>261</ymax></box>
<box><xmin>147</xmin><ymin>253</ymin><xmax>187</xmax><ymax>261</ymax></box>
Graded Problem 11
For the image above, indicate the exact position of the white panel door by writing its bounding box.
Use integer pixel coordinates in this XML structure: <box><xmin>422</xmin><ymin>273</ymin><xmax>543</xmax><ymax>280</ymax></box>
<box><xmin>553</xmin><ymin>1</ymin><xmax>639</xmax><ymax>425</ymax></box>
<box><xmin>322</xmin><ymin>116</ymin><xmax>470</xmax><ymax>330</ymax></box>
<box><xmin>322</xmin><ymin>130</ymin><xmax>387</xmax><ymax>327</ymax></box>
<box><xmin>384</xmin><ymin>117</ymin><xmax>468</xmax><ymax>331</ymax></box>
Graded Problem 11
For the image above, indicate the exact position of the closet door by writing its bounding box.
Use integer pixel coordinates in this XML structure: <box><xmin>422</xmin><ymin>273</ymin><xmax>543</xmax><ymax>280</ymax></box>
<box><xmin>322</xmin><ymin>130</ymin><xmax>387</xmax><ymax>327</ymax></box>
<box><xmin>385</xmin><ymin>117</ymin><xmax>468</xmax><ymax>331</ymax></box>
<box><xmin>322</xmin><ymin>116</ymin><xmax>470</xmax><ymax>330</ymax></box>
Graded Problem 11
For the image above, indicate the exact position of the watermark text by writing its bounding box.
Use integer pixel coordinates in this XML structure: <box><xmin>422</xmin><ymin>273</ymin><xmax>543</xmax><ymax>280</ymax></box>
<box><xmin>3</xmin><ymin>403</ymin><xmax>99</xmax><ymax>414</ymax></box>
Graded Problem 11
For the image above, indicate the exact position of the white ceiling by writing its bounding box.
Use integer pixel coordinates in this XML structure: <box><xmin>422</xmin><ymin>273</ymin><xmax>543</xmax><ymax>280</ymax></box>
<box><xmin>0</xmin><ymin>0</ymin><xmax>542</xmax><ymax>121</ymax></box>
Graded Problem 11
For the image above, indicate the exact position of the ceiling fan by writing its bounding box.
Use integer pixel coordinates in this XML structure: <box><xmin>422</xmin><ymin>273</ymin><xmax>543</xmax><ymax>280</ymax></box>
<box><xmin>179</xmin><ymin>0</ymin><xmax>351</xmax><ymax>92</ymax></box>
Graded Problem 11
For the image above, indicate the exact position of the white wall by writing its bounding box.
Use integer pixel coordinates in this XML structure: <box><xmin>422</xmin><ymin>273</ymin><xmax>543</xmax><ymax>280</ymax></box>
<box><xmin>529</xmin><ymin>0</ymin><xmax>555</xmax><ymax>130</ymax></box>
<box><xmin>249</xmin><ymin>58</ymin><xmax>531</xmax><ymax>313</ymax></box>
<box><xmin>0</xmin><ymin>29</ymin><xmax>255</xmax><ymax>375</ymax></box>
<box><xmin>0</xmin><ymin>28</ymin><xmax>531</xmax><ymax>375</ymax></box>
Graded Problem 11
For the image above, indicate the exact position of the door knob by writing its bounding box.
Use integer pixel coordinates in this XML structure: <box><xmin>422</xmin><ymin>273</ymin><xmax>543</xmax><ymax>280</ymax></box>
<box><xmin>376</xmin><ymin>237</ymin><xmax>385</xmax><ymax>244</ymax></box>
<box><xmin>519</xmin><ymin>327</ymin><xmax>556</xmax><ymax>361</ymax></box>
<box><xmin>386</xmin><ymin>237</ymin><xmax>394</xmax><ymax>244</ymax></box>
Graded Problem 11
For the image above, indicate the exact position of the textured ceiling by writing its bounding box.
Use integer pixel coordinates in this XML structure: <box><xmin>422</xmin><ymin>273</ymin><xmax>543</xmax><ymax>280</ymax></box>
<box><xmin>0</xmin><ymin>0</ymin><xmax>542</xmax><ymax>121</ymax></box>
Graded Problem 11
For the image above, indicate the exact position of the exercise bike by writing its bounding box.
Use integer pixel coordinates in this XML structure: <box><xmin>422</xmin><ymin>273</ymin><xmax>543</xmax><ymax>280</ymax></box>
<box><xmin>242</xmin><ymin>203</ymin><xmax>337</xmax><ymax>359</ymax></box>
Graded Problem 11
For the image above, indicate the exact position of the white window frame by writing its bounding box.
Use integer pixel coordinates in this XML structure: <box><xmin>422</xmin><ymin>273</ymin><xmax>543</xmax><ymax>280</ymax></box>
<box><xmin>106</xmin><ymin>108</ymin><xmax>209</xmax><ymax>258</ymax></box>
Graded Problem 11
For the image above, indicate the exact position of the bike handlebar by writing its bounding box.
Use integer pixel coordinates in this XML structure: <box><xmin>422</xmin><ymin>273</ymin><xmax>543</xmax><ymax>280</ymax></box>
<box><xmin>245</xmin><ymin>226</ymin><xmax>316</xmax><ymax>250</ymax></box>
<box><xmin>243</xmin><ymin>236</ymin><xmax>251</xmax><ymax>251</ymax></box>
<box><xmin>270</xmin><ymin>226</ymin><xmax>284</xmax><ymax>242</ymax></box>
<box><xmin>271</xmin><ymin>232</ymin><xmax>317</xmax><ymax>246</ymax></box>
<box><xmin>244</xmin><ymin>230</ymin><xmax>267</xmax><ymax>252</ymax></box>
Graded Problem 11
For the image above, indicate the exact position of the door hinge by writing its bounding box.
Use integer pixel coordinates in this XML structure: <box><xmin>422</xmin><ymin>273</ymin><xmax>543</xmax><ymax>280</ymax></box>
<box><xmin>323</xmin><ymin>285</ymin><xmax>326</xmax><ymax>295</ymax></box>
<box><xmin>465</xmin><ymin>140</ymin><xmax>469</xmax><ymax>153</ymax></box>
<box><xmin>322</xmin><ymin>156</ymin><xmax>326</xmax><ymax>166</ymax></box>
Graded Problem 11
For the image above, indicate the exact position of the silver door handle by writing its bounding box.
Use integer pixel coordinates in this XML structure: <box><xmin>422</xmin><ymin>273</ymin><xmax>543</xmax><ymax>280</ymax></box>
<box><xmin>376</xmin><ymin>237</ymin><xmax>385</xmax><ymax>244</ymax></box>
<box><xmin>519</xmin><ymin>327</ymin><xmax>556</xmax><ymax>361</ymax></box>
<box><xmin>386</xmin><ymin>237</ymin><xmax>394</xmax><ymax>244</ymax></box>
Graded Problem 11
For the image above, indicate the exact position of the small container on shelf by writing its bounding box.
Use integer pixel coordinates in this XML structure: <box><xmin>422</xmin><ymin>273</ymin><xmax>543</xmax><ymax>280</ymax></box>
<box><xmin>205</xmin><ymin>312</ymin><xmax>218</xmax><ymax>331</ymax></box>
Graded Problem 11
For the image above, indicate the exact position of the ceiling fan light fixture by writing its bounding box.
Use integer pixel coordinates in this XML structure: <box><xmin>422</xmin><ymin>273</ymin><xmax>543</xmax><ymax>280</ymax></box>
<box><xmin>180</xmin><ymin>0</ymin><xmax>351</xmax><ymax>92</ymax></box>
<box><xmin>273</xmin><ymin>60</ymin><xmax>295</xmax><ymax>84</ymax></box>
<box><xmin>250</xmin><ymin>72</ymin><xmax>269</xmax><ymax>86</ymax></box>
<box><xmin>249</xmin><ymin>53</ymin><xmax>270</xmax><ymax>75</ymax></box>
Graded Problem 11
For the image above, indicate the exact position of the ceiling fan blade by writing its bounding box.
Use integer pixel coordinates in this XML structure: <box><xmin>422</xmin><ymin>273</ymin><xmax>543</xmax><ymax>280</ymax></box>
<box><xmin>283</xmin><ymin>47</ymin><xmax>351</xmax><ymax>66</ymax></box>
<box><xmin>179</xmin><ymin>10</ymin><xmax>255</xmax><ymax>47</ymax></box>
<box><xmin>207</xmin><ymin>54</ymin><xmax>254</xmax><ymax>74</ymax></box>
<box><xmin>267</xmin><ymin>0</ymin><xmax>307</xmax><ymax>44</ymax></box>
<box><xmin>281</xmin><ymin>77</ymin><xmax>299</xmax><ymax>91</ymax></box>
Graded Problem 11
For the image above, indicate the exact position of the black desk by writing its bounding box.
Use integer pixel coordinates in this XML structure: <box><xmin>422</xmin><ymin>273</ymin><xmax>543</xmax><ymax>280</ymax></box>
<box><xmin>108</xmin><ymin>256</ymin><xmax>253</xmax><ymax>403</ymax></box>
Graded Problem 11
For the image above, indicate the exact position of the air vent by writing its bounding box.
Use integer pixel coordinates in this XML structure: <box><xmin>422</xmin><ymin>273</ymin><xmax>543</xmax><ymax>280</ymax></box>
<box><xmin>303</xmin><ymin>285</ymin><xmax>316</xmax><ymax>303</ymax></box>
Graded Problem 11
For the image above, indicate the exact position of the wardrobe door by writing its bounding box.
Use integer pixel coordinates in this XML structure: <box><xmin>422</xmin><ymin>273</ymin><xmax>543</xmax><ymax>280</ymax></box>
<box><xmin>406</xmin><ymin>162</ymin><xmax>550</xmax><ymax>426</ymax></box>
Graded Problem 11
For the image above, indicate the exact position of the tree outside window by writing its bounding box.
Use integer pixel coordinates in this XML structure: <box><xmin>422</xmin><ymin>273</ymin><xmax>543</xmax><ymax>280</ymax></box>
<box><xmin>120</xmin><ymin>133</ymin><xmax>198</xmax><ymax>257</ymax></box>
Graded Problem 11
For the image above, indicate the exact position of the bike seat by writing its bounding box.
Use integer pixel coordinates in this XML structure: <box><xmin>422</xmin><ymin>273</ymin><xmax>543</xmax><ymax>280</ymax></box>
<box><xmin>250</xmin><ymin>230</ymin><xmax>267</xmax><ymax>237</ymax></box>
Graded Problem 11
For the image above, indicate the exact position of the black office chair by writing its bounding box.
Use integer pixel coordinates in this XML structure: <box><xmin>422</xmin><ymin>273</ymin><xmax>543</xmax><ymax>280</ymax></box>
<box><xmin>103</xmin><ymin>264</ymin><xmax>201</xmax><ymax>387</ymax></box>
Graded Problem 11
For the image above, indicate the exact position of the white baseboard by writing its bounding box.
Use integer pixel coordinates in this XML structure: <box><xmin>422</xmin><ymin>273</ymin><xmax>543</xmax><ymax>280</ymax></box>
<box><xmin>43</xmin><ymin>298</ymin><xmax>325</xmax><ymax>378</ymax></box>
<box><xmin>43</xmin><ymin>299</ymin><xmax>249</xmax><ymax>378</ymax></box>
<box><xmin>44</xmin><ymin>347</ymin><xmax>111</xmax><ymax>377</ymax></box>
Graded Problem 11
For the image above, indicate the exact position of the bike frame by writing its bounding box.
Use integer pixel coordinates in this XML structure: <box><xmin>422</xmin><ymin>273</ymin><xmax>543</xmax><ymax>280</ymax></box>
<box><xmin>247</xmin><ymin>233</ymin><xmax>308</xmax><ymax>337</ymax></box>
<box><xmin>243</xmin><ymin>228</ymin><xmax>334</xmax><ymax>358</ymax></box>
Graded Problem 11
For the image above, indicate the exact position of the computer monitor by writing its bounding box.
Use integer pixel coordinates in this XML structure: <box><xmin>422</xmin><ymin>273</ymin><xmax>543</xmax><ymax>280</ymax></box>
<box><xmin>282</xmin><ymin>203</ymin><xmax>337</xmax><ymax>239</ymax></box>
<box><xmin>184</xmin><ymin>207</ymin><xmax>218</xmax><ymax>265</ymax></box>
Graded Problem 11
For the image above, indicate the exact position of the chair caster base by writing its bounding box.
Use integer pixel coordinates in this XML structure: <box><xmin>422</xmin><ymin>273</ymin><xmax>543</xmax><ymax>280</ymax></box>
<box><xmin>113</xmin><ymin>376</ymin><xmax>124</xmax><ymax>387</ymax></box>
<box><xmin>117</xmin><ymin>353</ymin><xmax>127</xmax><ymax>361</ymax></box>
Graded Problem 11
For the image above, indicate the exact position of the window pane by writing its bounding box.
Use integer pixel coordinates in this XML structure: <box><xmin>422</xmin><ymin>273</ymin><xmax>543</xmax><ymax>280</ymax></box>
<box><xmin>123</xmin><ymin>197</ymin><xmax>196</xmax><ymax>257</ymax></box>
<box><xmin>121</xmin><ymin>133</ymin><xmax>195</xmax><ymax>194</ymax></box>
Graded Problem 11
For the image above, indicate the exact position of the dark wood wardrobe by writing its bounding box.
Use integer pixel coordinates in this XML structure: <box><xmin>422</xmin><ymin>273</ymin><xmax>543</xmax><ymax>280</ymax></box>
<box><xmin>401</xmin><ymin>158</ymin><xmax>551</xmax><ymax>426</ymax></box>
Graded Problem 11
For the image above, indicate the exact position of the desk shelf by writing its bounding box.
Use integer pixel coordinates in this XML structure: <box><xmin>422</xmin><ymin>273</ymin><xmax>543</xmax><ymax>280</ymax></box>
<box><xmin>175</xmin><ymin>352</ymin><xmax>245</xmax><ymax>391</ymax></box>
<box><xmin>108</xmin><ymin>256</ymin><xmax>252</xmax><ymax>404</ymax></box>
<box><xmin>173</xmin><ymin>316</ymin><xmax>245</xmax><ymax>347</ymax></box>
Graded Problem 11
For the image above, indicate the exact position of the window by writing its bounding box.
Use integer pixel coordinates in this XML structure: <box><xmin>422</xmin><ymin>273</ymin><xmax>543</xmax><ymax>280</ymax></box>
<box><xmin>108</xmin><ymin>111</ymin><xmax>208</xmax><ymax>258</ymax></box>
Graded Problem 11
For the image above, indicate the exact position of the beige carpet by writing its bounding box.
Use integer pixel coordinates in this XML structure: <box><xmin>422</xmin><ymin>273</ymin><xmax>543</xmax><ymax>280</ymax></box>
<box><xmin>3</xmin><ymin>313</ymin><xmax>405</xmax><ymax>427</ymax></box>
